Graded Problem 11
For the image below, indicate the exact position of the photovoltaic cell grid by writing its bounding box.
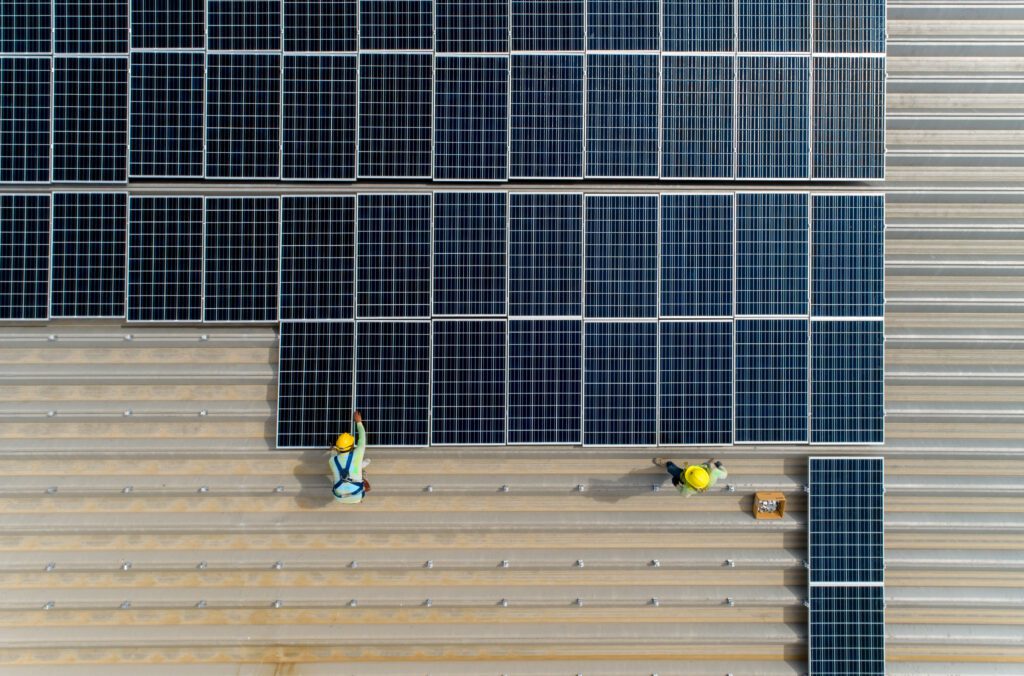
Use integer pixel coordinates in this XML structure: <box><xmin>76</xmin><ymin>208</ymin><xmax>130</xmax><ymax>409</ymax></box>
<box><xmin>813</xmin><ymin>57</ymin><xmax>886</xmax><ymax>181</ymax></box>
<box><xmin>282</xmin><ymin>54</ymin><xmax>357</xmax><ymax>181</ymax></box>
<box><xmin>129</xmin><ymin>51</ymin><xmax>204</xmax><ymax>179</ymax></box>
<box><xmin>0</xmin><ymin>56</ymin><xmax>50</xmax><ymax>183</ymax></box>
<box><xmin>510</xmin><ymin>54</ymin><xmax>584</xmax><ymax>180</ymax></box>
<box><xmin>203</xmin><ymin>197</ymin><xmax>279</xmax><ymax>323</ymax></box>
<box><xmin>808</xmin><ymin>457</ymin><xmax>884</xmax><ymax>584</ymax></box>
<box><xmin>661</xmin><ymin>194</ymin><xmax>733</xmax><ymax>318</ymax></box>
<box><xmin>812</xmin><ymin>321</ymin><xmax>884</xmax><ymax>443</ymax></box>
<box><xmin>0</xmin><ymin>194</ymin><xmax>49</xmax><ymax>320</ymax></box>
<box><xmin>0</xmin><ymin>1</ymin><xmax>51</xmax><ymax>54</ymax></box>
<box><xmin>736</xmin><ymin>193</ymin><xmax>808</xmax><ymax>317</ymax></box>
<box><xmin>284</xmin><ymin>0</ymin><xmax>356</xmax><ymax>53</ymax></box>
<box><xmin>358</xmin><ymin>52</ymin><xmax>432</xmax><ymax>179</ymax></box>
<box><xmin>127</xmin><ymin>196</ymin><xmax>203</xmax><ymax>322</ymax></box>
<box><xmin>739</xmin><ymin>0</ymin><xmax>809</xmax><ymax>51</ymax></box>
<box><xmin>435</xmin><ymin>0</ymin><xmax>509</xmax><ymax>53</ymax></box>
<box><xmin>737</xmin><ymin>56</ymin><xmax>809</xmax><ymax>180</ymax></box>
<box><xmin>355</xmin><ymin>321</ymin><xmax>431</xmax><ymax>446</ymax></box>
<box><xmin>660</xmin><ymin>321</ymin><xmax>733</xmax><ymax>445</ymax></box>
<box><xmin>433</xmin><ymin>192</ymin><xmax>507</xmax><ymax>316</ymax></box>
<box><xmin>277</xmin><ymin>321</ymin><xmax>355</xmax><ymax>449</ymax></box>
<box><xmin>356</xmin><ymin>194</ymin><xmax>431</xmax><ymax>319</ymax></box>
<box><xmin>663</xmin><ymin>0</ymin><xmax>734</xmax><ymax>51</ymax></box>
<box><xmin>508</xmin><ymin>320</ymin><xmax>582</xmax><ymax>444</ymax></box>
<box><xmin>812</xmin><ymin>194</ymin><xmax>884</xmax><ymax>318</ymax></box>
<box><xmin>735</xmin><ymin>319</ymin><xmax>808</xmax><ymax>443</ymax></box>
<box><xmin>50</xmin><ymin>192</ymin><xmax>127</xmax><ymax>318</ymax></box>
<box><xmin>54</xmin><ymin>0</ymin><xmax>128</xmax><ymax>54</ymax></box>
<box><xmin>52</xmin><ymin>57</ymin><xmax>128</xmax><ymax>183</ymax></box>
<box><xmin>434</xmin><ymin>56</ymin><xmax>509</xmax><ymax>182</ymax></box>
<box><xmin>431</xmin><ymin>319</ymin><xmax>507</xmax><ymax>444</ymax></box>
<box><xmin>585</xmin><ymin>195</ymin><xmax>658</xmax><ymax>319</ymax></box>
<box><xmin>584</xmin><ymin>321</ymin><xmax>657</xmax><ymax>446</ymax></box>
<box><xmin>130</xmin><ymin>0</ymin><xmax>204</xmax><ymax>50</ymax></box>
<box><xmin>280</xmin><ymin>195</ymin><xmax>355</xmax><ymax>321</ymax></box>
<box><xmin>809</xmin><ymin>586</ymin><xmax>885</xmax><ymax>676</ymax></box>
<box><xmin>359</xmin><ymin>1</ymin><xmax>433</xmax><ymax>51</ymax></box>
<box><xmin>205</xmin><ymin>53</ymin><xmax>281</xmax><ymax>180</ymax></box>
<box><xmin>814</xmin><ymin>0</ymin><xmax>886</xmax><ymax>53</ymax></box>
<box><xmin>509</xmin><ymin>193</ymin><xmax>582</xmax><ymax>317</ymax></box>
<box><xmin>587</xmin><ymin>0</ymin><xmax>660</xmax><ymax>51</ymax></box>
<box><xmin>511</xmin><ymin>0</ymin><xmax>584</xmax><ymax>52</ymax></box>
<box><xmin>661</xmin><ymin>55</ymin><xmax>733</xmax><ymax>180</ymax></box>
<box><xmin>207</xmin><ymin>0</ymin><xmax>280</xmax><ymax>51</ymax></box>
<box><xmin>586</xmin><ymin>54</ymin><xmax>659</xmax><ymax>178</ymax></box>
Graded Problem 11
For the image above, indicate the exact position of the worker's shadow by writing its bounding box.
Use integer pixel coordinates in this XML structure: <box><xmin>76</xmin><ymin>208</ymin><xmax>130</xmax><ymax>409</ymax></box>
<box><xmin>291</xmin><ymin>451</ymin><xmax>335</xmax><ymax>509</ymax></box>
<box><xmin>584</xmin><ymin>467</ymin><xmax>671</xmax><ymax>503</ymax></box>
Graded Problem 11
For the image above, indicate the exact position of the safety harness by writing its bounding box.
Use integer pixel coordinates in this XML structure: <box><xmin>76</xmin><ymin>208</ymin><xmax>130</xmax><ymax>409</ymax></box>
<box><xmin>332</xmin><ymin>452</ymin><xmax>365</xmax><ymax>499</ymax></box>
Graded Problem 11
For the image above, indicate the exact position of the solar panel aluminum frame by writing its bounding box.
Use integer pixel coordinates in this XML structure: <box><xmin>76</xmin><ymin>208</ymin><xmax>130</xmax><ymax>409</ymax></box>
<box><xmin>1</xmin><ymin>193</ymin><xmax>50</xmax><ymax>320</ymax></box>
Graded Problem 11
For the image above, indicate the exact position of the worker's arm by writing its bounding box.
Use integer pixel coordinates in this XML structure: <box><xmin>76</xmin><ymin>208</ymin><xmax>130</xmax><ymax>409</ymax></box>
<box><xmin>353</xmin><ymin>410</ymin><xmax>367</xmax><ymax>454</ymax></box>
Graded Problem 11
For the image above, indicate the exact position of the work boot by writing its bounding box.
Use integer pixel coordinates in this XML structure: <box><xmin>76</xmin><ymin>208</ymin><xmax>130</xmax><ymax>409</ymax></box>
<box><xmin>652</xmin><ymin>457</ymin><xmax>668</xmax><ymax>468</ymax></box>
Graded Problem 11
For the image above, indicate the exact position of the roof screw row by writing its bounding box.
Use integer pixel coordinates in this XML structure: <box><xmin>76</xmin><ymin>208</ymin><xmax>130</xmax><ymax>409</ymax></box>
<box><xmin>43</xmin><ymin>601</ymin><xmax>55</xmax><ymax>610</ymax></box>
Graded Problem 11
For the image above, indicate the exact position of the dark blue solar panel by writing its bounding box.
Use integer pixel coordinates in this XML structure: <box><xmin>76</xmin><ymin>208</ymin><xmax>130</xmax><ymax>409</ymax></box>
<box><xmin>433</xmin><ymin>192</ymin><xmax>507</xmax><ymax>316</ymax></box>
<box><xmin>585</xmin><ymin>195</ymin><xmax>657</xmax><ymax>319</ymax></box>
<box><xmin>0</xmin><ymin>1</ymin><xmax>51</xmax><ymax>53</ymax></box>
<box><xmin>277</xmin><ymin>321</ymin><xmax>355</xmax><ymax>449</ymax></box>
<box><xmin>735</xmin><ymin>319</ymin><xmax>808</xmax><ymax>443</ymax></box>
<box><xmin>739</xmin><ymin>0</ymin><xmax>808</xmax><ymax>52</ymax></box>
<box><xmin>432</xmin><ymin>319</ymin><xmax>507</xmax><ymax>445</ymax></box>
<box><xmin>511</xmin><ymin>0</ymin><xmax>584</xmax><ymax>51</ymax></box>
<box><xmin>809</xmin><ymin>586</ymin><xmax>885</xmax><ymax>676</ymax></box>
<box><xmin>207</xmin><ymin>0</ymin><xmax>280</xmax><ymax>51</ymax></box>
<box><xmin>661</xmin><ymin>194</ymin><xmax>733</xmax><ymax>318</ymax></box>
<box><xmin>54</xmin><ymin>0</ymin><xmax>128</xmax><ymax>53</ymax></box>
<box><xmin>811</xmin><ymin>322</ymin><xmax>884</xmax><ymax>444</ymax></box>
<box><xmin>659</xmin><ymin>321</ymin><xmax>733</xmax><ymax>445</ymax></box>
<box><xmin>203</xmin><ymin>197</ymin><xmax>279</xmax><ymax>323</ymax></box>
<box><xmin>355</xmin><ymin>321</ymin><xmax>431</xmax><ymax>446</ymax></box>
<box><xmin>812</xmin><ymin>195</ymin><xmax>885</xmax><ymax>319</ymax></box>
<box><xmin>737</xmin><ymin>56</ymin><xmax>809</xmax><ymax>180</ymax></box>
<box><xmin>280</xmin><ymin>195</ymin><xmax>355</xmax><ymax>321</ymax></box>
<box><xmin>283</xmin><ymin>54</ymin><xmax>356</xmax><ymax>181</ymax></box>
<box><xmin>284</xmin><ymin>0</ymin><xmax>356</xmax><ymax>52</ymax></box>
<box><xmin>434</xmin><ymin>55</ymin><xmax>509</xmax><ymax>181</ymax></box>
<box><xmin>205</xmin><ymin>53</ymin><xmax>281</xmax><ymax>180</ymax></box>
<box><xmin>814</xmin><ymin>0</ymin><xmax>886</xmax><ymax>53</ymax></box>
<box><xmin>586</xmin><ymin>53</ymin><xmax>658</xmax><ymax>178</ymax></box>
<box><xmin>509</xmin><ymin>193</ymin><xmax>582</xmax><ymax>317</ymax></box>
<box><xmin>52</xmin><ymin>56</ymin><xmax>128</xmax><ymax>183</ymax></box>
<box><xmin>130</xmin><ymin>0</ymin><xmax>204</xmax><ymax>50</ymax></box>
<box><xmin>736</xmin><ymin>193</ymin><xmax>808</xmax><ymax>316</ymax></box>
<box><xmin>0</xmin><ymin>194</ymin><xmax>49</xmax><ymax>321</ymax></box>
<box><xmin>663</xmin><ymin>0</ymin><xmax>734</xmax><ymax>51</ymax></box>
<box><xmin>127</xmin><ymin>196</ymin><xmax>203</xmax><ymax>323</ymax></box>
<box><xmin>50</xmin><ymin>192</ymin><xmax>127</xmax><ymax>318</ymax></box>
<box><xmin>508</xmin><ymin>319</ymin><xmax>582</xmax><ymax>444</ymax></box>
<box><xmin>584</xmin><ymin>321</ymin><xmax>657</xmax><ymax>446</ymax></box>
<box><xmin>357</xmin><ymin>52</ymin><xmax>432</xmax><ymax>179</ymax></box>
<box><xmin>359</xmin><ymin>0</ymin><xmax>433</xmax><ymax>51</ymax></box>
<box><xmin>356</xmin><ymin>194</ymin><xmax>431</xmax><ymax>319</ymax></box>
<box><xmin>0</xmin><ymin>57</ymin><xmax>50</xmax><ymax>183</ymax></box>
<box><xmin>435</xmin><ymin>0</ymin><xmax>509</xmax><ymax>53</ymax></box>
<box><xmin>809</xmin><ymin>457</ymin><xmax>885</xmax><ymax>583</ymax></box>
<box><xmin>587</xmin><ymin>0</ymin><xmax>659</xmax><ymax>51</ymax></box>
<box><xmin>813</xmin><ymin>57</ymin><xmax>886</xmax><ymax>181</ymax></box>
<box><xmin>510</xmin><ymin>54</ymin><xmax>584</xmax><ymax>180</ymax></box>
<box><xmin>129</xmin><ymin>51</ymin><xmax>204</xmax><ymax>179</ymax></box>
<box><xmin>661</xmin><ymin>55</ymin><xmax>733</xmax><ymax>179</ymax></box>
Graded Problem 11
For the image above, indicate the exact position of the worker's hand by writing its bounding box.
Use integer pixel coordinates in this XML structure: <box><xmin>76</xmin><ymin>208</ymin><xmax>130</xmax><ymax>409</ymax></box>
<box><xmin>353</xmin><ymin>410</ymin><xmax>362</xmax><ymax>424</ymax></box>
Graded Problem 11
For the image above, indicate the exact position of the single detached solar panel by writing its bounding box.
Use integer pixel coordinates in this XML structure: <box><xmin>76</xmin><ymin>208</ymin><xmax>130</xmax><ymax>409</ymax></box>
<box><xmin>737</xmin><ymin>56</ymin><xmax>809</xmax><ymax>180</ymax></box>
<box><xmin>207</xmin><ymin>0</ymin><xmax>281</xmax><ymax>51</ymax></box>
<box><xmin>587</xmin><ymin>0</ymin><xmax>659</xmax><ymax>51</ymax></box>
<box><xmin>586</xmin><ymin>53</ymin><xmax>659</xmax><ymax>178</ymax></box>
<box><xmin>434</xmin><ymin>55</ymin><xmax>509</xmax><ymax>181</ymax></box>
<box><xmin>52</xmin><ymin>56</ymin><xmax>128</xmax><ymax>183</ymax></box>
<box><xmin>130</xmin><ymin>0</ymin><xmax>204</xmax><ymax>50</ymax></box>
<box><xmin>357</xmin><ymin>52</ymin><xmax>432</xmax><ymax>179</ymax></box>
<box><xmin>127</xmin><ymin>196</ymin><xmax>203</xmax><ymax>323</ymax></box>
<box><xmin>508</xmin><ymin>319</ymin><xmax>582</xmax><ymax>444</ymax></box>
<box><xmin>205</xmin><ymin>53</ymin><xmax>281</xmax><ymax>180</ymax></box>
<box><xmin>54</xmin><ymin>0</ymin><xmax>128</xmax><ymax>54</ymax></box>
<box><xmin>659</xmin><ymin>321</ymin><xmax>733</xmax><ymax>445</ymax></box>
<box><xmin>663</xmin><ymin>0</ymin><xmax>734</xmax><ymax>52</ymax></box>
<box><xmin>356</xmin><ymin>193</ymin><xmax>431</xmax><ymax>319</ymax></box>
<box><xmin>738</xmin><ymin>0</ymin><xmax>809</xmax><ymax>52</ymax></box>
<box><xmin>359</xmin><ymin>0</ymin><xmax>433</xmax><ymax>51</ymax></box>
<box><xmin>284</xmin><ymin>0</ymin><xmax>356</xmax><ymax>52</ymax></box>
<box><xmin>431</xmin><ymin>319</ymin><xmax>507</xmax><ymax>444</ymax></box>
<box><xmin>129</xmin><ymin>51</ymin><xmax>204</xmax><ymax>179</ymax></box>
<box><xmin>735</xmin><ymin>318</ymin><xmax>808</xmax><ymax>443</ymax></box>
<box><xmin>510</xmin><ymin>54</ymin><xmax>584</xmax><ymax>180</ymax></box>
<box><xmin>661</xmin><ymin>55</ymin><xmax>734</xmax><ymax>180</ymax></box>
<box><xmin>584</xmin><ymin>321</ymin><xmax>657</xmax><ymax>446</ymax></box>
<box><xmin>0</xmin><ymin>194</ymin><xmax>49</xmax><ymax>320</ymax></box>
<box><xmin>808</xmin><ymin>586</ymin><xmax>885</xmax><ymax>676</ymax></box>
<box><xmin>280</xmin><ymin>195</ymin><xmax>355</xmax><ymax>321</ymax></box>
<box><xmin>283</xmin><ymin>54</ymin><xmax>357</xmax><ymax>181</ymax></box>
<box><xmin>50</xmin><ymin>192</ymin><xmax>127</xmax><ymax>318</ymax></box>
<box><xmin>355</xmin><ymin>321</ymin><xmax>431</xmax><ymax>446</ymax></box>
<box><xmin>433</xmin><ymin>192</ymin><xmax>507</xmax><ymax>316</ymax></box>
<box><xmin>435</xmin><ymin>0</ymin><xmax>509</xmax><ymax>53</ymax></box>
<box><xmin>660</xmin><ymin>194</ymin><xmax>733</xmax><ymax>318</ymax></box>
<box><xmin>1</xmin><ymin>1</ymin><xmax>51</xmax><ymax>53</ymax></box>
<box><xmin>203</xmin><ymin>197</ymin><xmax>279</xmax><ymax>323</ymax></box>
<box><xmin>811</xmin><ymin>321</ymin><xmax>884</xmax><ymax>444</ymax></box>
<box><xmin>736</xmin><ymin>192</ymin><xmax>808</xmax><ymax>316</ymax></box>
<box><xmin>585</xmin><ymin>195</ymin><xmax>658</xmax><ymax>319</ymax></box>
<box><xmin>812</xmin><ymin>194</ymin><xmax>885</xmax><ymax>318</ymax></box>
<box><xmin>509</xmin><ymin>193</ymin><xmax>582</xmax><ymax>317</ymax></box>
<box><xmin>814</xmin><ymin>0</ymin><xmax>886</xmax><ymax>53</ymax></box>
<box><xmin>277</xmin><ymin>321</ymin><xmax>355</xmax><ymax>449</ymax></box>
<box><xmin>0</xmin><ymin>56</ymin><xmax>50</xmax><ymax>183</ymax></box>
<box><xmin>511</xmin><ymin>0</ymin><xmax>584</xmax><ymax>51</ymax></box>
<box><xmin>813</xmin><ymin>56</ymin><xmax>886</xmax><ymax>181</ymax></box>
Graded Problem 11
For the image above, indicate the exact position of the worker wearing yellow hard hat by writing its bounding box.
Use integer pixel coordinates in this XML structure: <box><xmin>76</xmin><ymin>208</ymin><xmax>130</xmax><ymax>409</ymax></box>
<box><xmin>329</xmin><ymin>410</ymin><xmax>370</xmax><ymax>504</ymax></box>
<box><xmin>652</xmin><ymin>457</ymin><xmax>727</xmax><ymax>497</ymax></box>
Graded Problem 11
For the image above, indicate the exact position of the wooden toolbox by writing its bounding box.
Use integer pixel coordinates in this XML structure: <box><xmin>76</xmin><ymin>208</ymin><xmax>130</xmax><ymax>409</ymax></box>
<box><xmin>753</xmin><ymin>491</ymin><xmax>787</xmax><ymax>520</ymax></box>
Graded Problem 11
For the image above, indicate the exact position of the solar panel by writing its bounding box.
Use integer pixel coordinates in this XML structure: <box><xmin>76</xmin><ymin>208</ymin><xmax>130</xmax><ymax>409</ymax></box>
<box><xmin>355</xmin><ymin>321</ymin><xmax>431</xmax><ymax>446</ymax></box>
<box><xmin>738</xmin><ymin>0</ymin><xmax>809</xmax><ymax>52</ymax></box>
<box><xmin>509</xmin><ymin>193</ymin><xmax>582</xmax><ymax>317</ymax></box>
<box><xmin>508</xmin><ymin>319</ymin><xmax>582</xmax><ymax>444</ymax></box>
<box><xmin>0</xmin><ymin>1</ymin><xmax>51</xmax><ymax>53</ymax></box>
<box><xmin>814</xmin><ymin>0</ymin><xmax>886</xmax><ymax>53</ymax></box>
<box><xmin>356</xmin><ymin>194</ymin><xmax>431</xmax><ymax>319</ymax></box>
<box><xmin>587</xmin><ymin>0</ymin><xmax>659</xmax><ymax>51</ymax></box>
<box><xmin>808</xmin><ymin>586</ymin><xmax>885</xmax><ymax>676</ymax></box>
<box><xmin>813</xmin><ymin>56</ymin><xmax>886</xmax><ymax>181</ymax></box>
<box><xmin>0</xmin><ymin>56</ymin><xmax>50</xmax><ymax>183</ymax></box>
<box><xmin>737</xmin><ymin>56</ymin><xmax>809</xmax><ymax>180</ymax></box>
<box><xmin>811</xmin><ymin>321</ymin><xmax>884</xmax><ymax>444</ymax></box>
<box><xmin>284</xmin><ymin>0</ymin><xmax>356</xmax><ymax>52</ymax></box>
<box><xmin>511</xmin><ymin>0</ymin><xmax>584</xmax><ymax>52</ymax></box>
<box><xmin>812</xmin><ymin>194</ymin><xmax>885</xmax><ymax>318</ymax></box>
<box><xmin>659</xmin><ymin>321</ymin><xmax>733</xmax><ymax>445</ymax></box>
<box><xmin>510</xmin><ymin>54</ymin><xmax>584</xmax><ymax>180</ymax></box>
<box><xmin>661</xmin><ymin>55</ymin><xmax>733</xmax><ymax>179</ymax></box>
<box><xmin>583</xmin><ymin>321</ymin><xmax>657</xmax><ymax>446</ymax></box>
<box><xmin>130</xmin><ymin>0</ymin><xmax>204</xmax><ymax>50</ymax></box>
<box><xmin>50</xmin><ymin>192</ymin><xmax>127</xmax><ymax>319</ymax></box>
<box><xmin>586</xmin><ymin>53</ymin><xmax>658</xmax><ymax>178</ymax></box>
<box><xmin>127</xmin><ymin>196</ymin><xmax>203</xmax><ymax>323</ymax></box>
<box><xmin>433</xmin><ymin>55</ymin><xmax>509</xmax><ymax>181</ymax></box>
<box><xmin>585</xmin><ymin>195</ymin><xmax>657</xmax><ymax>319</ymax></box>
<box><xmin>660</xmin><ymin>194</ymin><xmax>733</xmax><ymax>318</ymax></box>
<box><xmin>435</xmin><ymin>0</ymin><xmax>509</xmax><ymax>53</ymax></box>
<box><xmin>52</xmin><ymin>56</ymin><xmax>128</xmax><ymax>183</ymax></box>
<box><xmin>735</xmin><ymin>318</ymin><xmax>808</xmax><ymax>443</ymax></box>
<box><xmin>282</xmin><ymin>54</ymin><xmax>356</xmax><ymax>181</ymax></box>
<box><xmin>280</xmin><ymin>195</ymin><xmax>355</xmax><ymax>321</ymax></box>
<box><xmin>736</xmin><ymin>193</ymin><xmax>808</xmax><ymax>316</ymax></box>
<box><xmin>431</xmin><ymin>319</ymin><xmax>507</xmax><ymax>444</ymax></box>
<box><xmin>663</xmin><ymin>0</ymin><xmax>734</xmax><ymax>52</ymax></box>
<box><xmin>203</xmin><ymin>197</ymin><xmax>279</xmax><ymax>323</ymax></box>
<box><xmin>277</xmin><ymin>321</ymin><xmax>355</xmax><ymax>449</ymax></box>
<box><xmin>129</xmin><ymin>51</ymin><xmax>204</xmax><ymax>179</ymax></box>
<box><xmin>358</xmin><ymin>0</ymin><xmax>433</xmax><ymax>51</ymax></box>
<box><xmin>0</xmin><ymin>194</ymin><xmax>49</xmax><ymax>321</ymax></box>
<box><xmin>357</xmin><ymin>52</ymin><xmax>432</xmax><ymax>179</ymax></box>
<box><xmin>207</xmin><ymin>0</ymin><xmax>281</xmax><ymax>51</ymax></box>
<box><xmin>433</xmin><ymin>192</ymin><xmax>507</xmax><ymax>316</ymax></box>
<box><xmin>205</xmin><ymin>53</ymin><xmax>281</xmax><ymax>180</ymax></box>
<box><xmin>54</xmin><ymin>0</ymin><xmax>128</xmax><ymax>54</ymax></box>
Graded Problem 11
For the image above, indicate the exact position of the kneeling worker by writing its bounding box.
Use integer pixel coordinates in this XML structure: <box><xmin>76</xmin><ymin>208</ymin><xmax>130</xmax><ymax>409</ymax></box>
<box><xmin>652</xmin><ymin>457</ymin><xmax>727</xmax><ymax>497</ymax></box>
<box><xmin>330</xmin><ymin>410</ymin><xmax>370</xmax><ymax>504</ymax></box>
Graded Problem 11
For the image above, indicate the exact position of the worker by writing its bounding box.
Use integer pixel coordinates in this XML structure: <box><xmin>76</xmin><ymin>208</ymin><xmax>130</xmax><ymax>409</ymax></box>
<box><xmin>651</xmin><ymin>457</ymin><xmax>727</xmax><ymax>497</ymax></box>
<box><xmin>330</xmin><ymin>410</ymin><xmax>370</xmax><ymax>504</ymax></box>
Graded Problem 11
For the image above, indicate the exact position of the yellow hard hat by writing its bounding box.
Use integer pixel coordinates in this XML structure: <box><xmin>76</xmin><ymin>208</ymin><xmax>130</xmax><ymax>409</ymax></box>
<box><xmin>684</xmin><ymin>465</ymin><xmax>710</xmax><ymax>490</ymax></box>
<box><xmin>334</xmin><ymin>433</ymin><xmax>355</xmax><ymax>451</ymax></box>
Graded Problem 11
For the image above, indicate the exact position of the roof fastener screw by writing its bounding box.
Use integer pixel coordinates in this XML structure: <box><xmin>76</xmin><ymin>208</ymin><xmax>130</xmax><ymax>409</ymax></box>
<box><xmin>45</xmin><ymin>562</ymin><xmax>56</xmax><ymax>572</ymax></box>
<box><xmin>274</xmin><ymin>485</ymin><xmax>284</xmax><ymax>493</ymax></box>
<box><xmin>726</xmin><ymin>597</ymin><xmax>735</xmax><ymax>607</ymax></box>
<box><xmin>273</xmin><ymin>561</ymin><xmax>283</xmax><ymax>570</ymax></box>
<box><xmin>123</xmin><ymin>409</ymin><xmax>133</xmax><ymax>417</ymax></box>
<box><xmin>46</xmin><ymin>486</ymin><xmax>57</xmax><ymax>494</ymax></box>
<box><xmin>272</xmin><ymin>600</ymin><xmax>282</xmax><ymax>609</ymax></box>
<box><xmin>196</xmin><ymin>600</ymin><xmax>207</xmax><ymax>608</ymax></box>
<box><xmin>198</xmin><ymin>486</ymin><xmax>208</xmax><ymax>493</ymax></box>
<box><xmin>121</xmin><ymin>561</ymin><xmax>132</xmax><ymax>571</ymax></box>
<box><xmin>651</xmin><ymin>484</ymin><xmax>661</xmax><ymax>492</ymax></box>
<box><xmin>574</xmin><ymin>598</ymin><xmax>584</xmax><ymax>607</ymax></box>
<box><xmin>575</xmin><ymin>559</ymin><xmax>585</xmax><ymax>568</ymax></box>
<box><xmin>650</xmin><ymin>597</ymin><xmax>660</xmax><ymax>607</ymax></box>
<box><xmin>47</xmin><ymin>410</ymin><xmax>56</xmax><ymax>417</ymax></box>
<box><xmin>499</xmin><ymin>599</ymin><xmax>508</xmax><ymax>607</ymax></box>
<box><xmin>726</xmin><ymin>484</ymin><xmax>735</xmax><ymax>493</ymax></box>
<box><xmin>124</xmin><ymin>334</ymin><xmax>133</xmax><ymax>341</ymax></box>
<box><xmin>349</xmin><ymin>599</ymin><xmax>358</xmax><ymax>607</ymax></box>
<box><xmin>424</xmin><ymin>598</ymin><xmax>433</xmax><ymax>607</ymax></box>
<box><xmin>120</xmin><ymin>601</ymin><xmax>131</xmax><ymax>609</ymax></box>
<box><xmin>197</xmin><ymin>561</ymin><xmax>207</xmax><ymax>570</ymax></box>
<box><xmin>200</xmin><ymin>334</ymin><xmax>209</xmax><ymax>341</ymax></box>
<box><xmin>650</xmin><ymin>559</ymin><xmax>660</xmax><ymax>567</ymax></box>
<box><xmin>424</xmin><ymin>485</ymin><xmax>433</xmax><ymax>493</ymax></box>
<box><xmin>122</xmin><ymin>486</ymin><xmax>133</xmax><ymax>494</ymax></box>
<box><xmin>725</xmin><ymin>559</ymin><xmax>735</xmax><ymax>567</ymax></box>
<box><xmin>576</xmin><ymin>484</ymin><xmax>585</xmax><ymax>492</ymax></box>
<box><xmin>48</xmin><ymin>334</ymin><xmax>56</xmax><ymax>341</ymax></box>
<box><xmin>43</xmin><ymin>601</ymin><xmax>55</xmax><ymax>610</ymax></box>
<box><xmin>424</xmin><ymin>560</ymin><xmax>433</xmax><ymax>569</ymax></box>
<box><xmin>199</xmin><ymin>410</ymin><xmax>208</xmax><ymax>417</ymax></box>
<box><xmin>500</xmin><ymin>560</ymin><xmax>509</xmax><ymax>568</ymax></box>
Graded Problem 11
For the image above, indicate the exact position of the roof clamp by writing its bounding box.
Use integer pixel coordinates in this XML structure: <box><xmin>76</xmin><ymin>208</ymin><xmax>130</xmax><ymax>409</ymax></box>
<box><xmin>45</xmin><ymin>562</ymin><xmax>56</xmax><ymax>572</ymax></box>
<box><xmin>47</xmin><ymin>410</ymin><xmax>56</xmax><ymax>417</ymax></box>
<box><xmin>349</xmin><ymin>561</ymin><xmax>358</xmax><ymax>569</ymax></box>
<box><xmin>574</xmin><ymin>598</ymin><xmax>584</xmax><ymax>607</ymax></box>
<box><xmin>197</xmin><ymin>561</ymin><xmax>208</xmax><ymax>570</ymax></box>
<box><xmin>123</xmin><ymin>409</ymin><xmax>133</xmax><ymax>417</ymax></box>
<box><xmin>196</xmin><ymin>600</ymin><xmax>207</xmax><ymax>608</ymax></box>
<box><xmin>651</xmin><ymin>484</ymin><xmax>661</xmax><ymax>492</ymax></box>
<box><xmin>499</xmin><ymin>484</ymin><xmax>509</xmax><ymax>492</ymax></box>
<box><xmin>349</xmin><ymin>599</ymin><xmax>358</xmax><ymax>607</ymax></box>
<box><xmin>43</xmin><ymin>601</ymin><xmax>55</xmax><ymax>610</ymax></box>
<box><xmin>803</xmin><ymin>559</ymin><xmax>809</xmax><ymax>569</ymax></box>
<box><xmin>120</xmin><ymin>601</ymin><xmax>131</xmax><ymax>609</ymax></box>
<box><xmin>124</xmin><ymin>334</ymin><xmax>133</xmax><ymax>341</ymax></box>
<box><xmin>273</xmin><ymin>561</ymin><xmax>283</xmax><ymax>570</ymax></box>
<box><xmin>575</xmin><ymin>559</ymin><xmax>585</xmax><ymax>568</ymax></box>
<box><xmin>198</xmin><ymin>486</ymin><xmax>209</xmax><ymax>494</ymax></box>
<box><xmin>199</xmin><ymin>410</ymin><xmax>208</xmax><ymax>417</ymax></box>
<box><xmin>272</xmin><ymin>600</ymin><xmax>282</xmax><ymax>609</ymax></box>
<box><xmin>726</xmin><ymin>484</ymin><xmax>736</xmax><ymax>493</ymax></box>
<box><xmin>650</xmin><ymin>597</ymin><xmax>660</xmax><ymax>607</ymax></box>
<box><xmin>46</xmin><ymin>486</ymin><xmax>57</xmax><ymax>494</ymax></box>
<box><xmin>274</xmin><ymin>485</ymin><xmax>284</xmax><ymax>493</ymax></box>
<box><xmin>499</xmin><ymin>598</ymin><xmax>509</xmax><ymax>607</ymax></box>
<box><xmin>499</xmin><ymin>560</ymin><xmax>510</xmax><ymax>568</ymax></box>
<box><xmin>650</xmin><ymin>559</ymin><xmax>660</xmax><ymax>568</ymax></box>
<box><xmin>122</xmin><ymin>486</ymin><xmax>133</xmax><ymax>494</ymax></box>
<box><xmin>724</xmin><ymin>559</ymin><xmax>735</xmax><ymax>568</ymax></box>
<box><xmin>121</xmin><ymin>561</ymin><xmax>132</xmax><ymax>571</ymax></box>
<box><xmin>424</xmin><ymin>484</ymin><xmax>434</xmax><ymax>493</ymax></box>
<box><xmin>47</xmin><ymin>334</ymin><xmax>57</xmax><ymax>342</ymax></box>
<box><xmin>576</xmin><ymin>484</ymin><xmax>586</xmax><ymax>492</ymax></box>
<box><xmin>424</xmin><ymin>598</ymin><xmax>433</xmax><ymax>607</ymax></box>
<box><xmin>200</xmin><ymin>334</ymin><xmax>209</xmax><ymax>341</ymax></box>
<box><xmin>803</xmin><ymin>484</ymin><xmax>810</xmax><ymax>494</ymax></box>
<box><xmin>803</xmin><ymin>599</ymin><xmax>810</xmax><ymax>608</ymax></box>
<box><xmin>725</xmin><ymin>597</ymin><xmax>735</xmax><ymax>607</ymax></box>
<box><xmin>424</xmin><ymin>560</ymin><xmax>433</xmax><ymax>569</ymax></box>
